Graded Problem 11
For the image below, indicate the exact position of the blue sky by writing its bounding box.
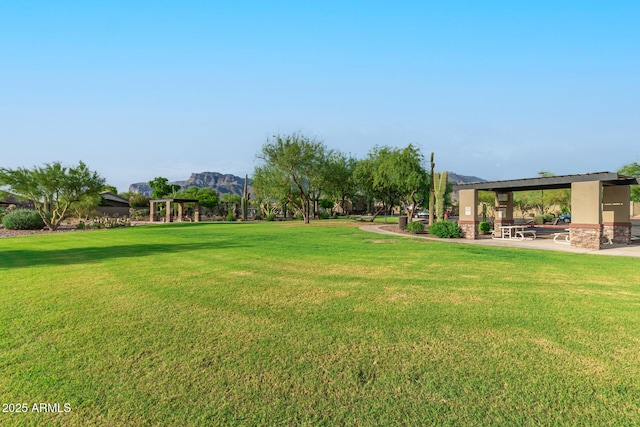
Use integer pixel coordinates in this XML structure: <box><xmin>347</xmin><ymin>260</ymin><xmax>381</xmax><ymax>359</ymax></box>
<box><xmin>2</xmin><ymin>1</ymin><xmax>639</xmax><ymax>192</ymax></box>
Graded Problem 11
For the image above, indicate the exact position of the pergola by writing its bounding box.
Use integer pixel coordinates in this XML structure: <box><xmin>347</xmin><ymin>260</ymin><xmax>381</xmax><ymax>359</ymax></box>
<box><xmin>149</xmin><ymin>198</ymin><xmax>201</xmax><ymax>223</ymax></box>
<box><xmin>453</xmin><ymin>172</ymin><xmax>638</xmax><ymax>250</ymax></box>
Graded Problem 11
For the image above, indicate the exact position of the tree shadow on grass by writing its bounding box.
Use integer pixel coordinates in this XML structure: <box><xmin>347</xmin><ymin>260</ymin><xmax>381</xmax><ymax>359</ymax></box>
<box><xmin>0</xmin><ymin>241</ymin><xmax>246</xmax><ymax>269</ymax></box>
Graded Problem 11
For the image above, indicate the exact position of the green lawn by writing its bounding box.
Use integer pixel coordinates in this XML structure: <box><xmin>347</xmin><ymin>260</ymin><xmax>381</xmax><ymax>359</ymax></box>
<box><xmin>1</xmin><ymin>221</ymin><xmax>639</xmax><ymax>426</ymax></box>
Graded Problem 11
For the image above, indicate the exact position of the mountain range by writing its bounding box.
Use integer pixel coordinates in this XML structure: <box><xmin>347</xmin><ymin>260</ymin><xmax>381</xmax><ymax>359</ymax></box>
<box><xmin>129</xmin><ymin>171</ymin><xmax>485</xmax><ymax>198</ymax></box>
<box><xmin>129</xmin><ymin>172</ymin><xmax>253</xmax><ymax>197</ymax></box>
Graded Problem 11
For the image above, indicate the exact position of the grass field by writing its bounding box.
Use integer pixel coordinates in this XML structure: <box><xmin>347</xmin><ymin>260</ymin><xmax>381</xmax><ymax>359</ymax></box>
<box><xmin>1</xmin><ymin>221</ymin><xmax>639</xmax><ymax>426</ymax></box>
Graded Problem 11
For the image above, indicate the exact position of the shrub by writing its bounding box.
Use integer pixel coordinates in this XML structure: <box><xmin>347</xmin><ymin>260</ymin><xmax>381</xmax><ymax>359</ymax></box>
<box><xmin>266</xmin><ymin>213</ymin><xmax>276</xmax><ymax>221</ymax></box>
<box><xmin>478</xmin><ymin>222</ymin><xmax>491</xmax><ymax>234</ymax></box>
<box><xmin>86</xmin><ymin>216</ymin><xmax>131</xmax><ymax>229</ymax></box>
<box><xmin>429</xmin><ymin>221</ymin><xmax>462</xmax><ymax>238</ymax></box>
<box><xmin>295</xmin><ymin>213</ymin><xmax>304</xmax><ymax>221</ymax></box>
<box><xmin>533</xmin><ymin>215</ymin><xmax>545</xmax><ymax>225</ymax></box>
<box><xmin>319</xmin><ymin>212</ymin><xmax>331</xmax><ymax>220</ymax></box>
<box><xmin>2</xmin><ymin>209</ymin><xmax>45</xmax><ymax>230</ymax></box>
<box><xmin>130</xmin><ymin>208</ymin><xmax>150</xmax><ymax>221</ymax></box>
<box><xmin>405</xmin><ymin>221</ymin><xmax>425</xmax><ymax>234</ymax></box>
<box><xmin>226</xmin><ymin>213</ymin><xmax>236</xmax><ymax>222</ymax></box>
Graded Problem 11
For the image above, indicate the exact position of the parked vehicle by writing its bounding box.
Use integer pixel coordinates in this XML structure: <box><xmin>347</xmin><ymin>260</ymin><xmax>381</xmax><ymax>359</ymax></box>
<box><xmin>559</xmin><ymin>213</ymin><xmax>571</xmax><ymax>223</ymax></box>
<box><xmin>413</xmin><ymin>210</ymin><xmax>430</xmax><ymax>218</ymax></box>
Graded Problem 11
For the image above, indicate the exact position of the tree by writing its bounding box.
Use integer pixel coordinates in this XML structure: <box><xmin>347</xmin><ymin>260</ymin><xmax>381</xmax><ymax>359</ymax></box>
<box><xmin>619</xmin><ymin>162</ymin><xmax>640</xmax><ymax>202</ymax></box>
<box><xmin>175</xmin><ymin>186</ymin><xmax>219</xmax><ymax>212</ymax></box>
<box><xmin>0</xmin><ymin>161</ymin><xmax>105</xmax><ymax>230</ymax></box>
<box><xmin>354</xmin><ymin>145</ymin><xmax>428</xmax><ymax>220</ymax></box>
<box><xmin>478</xmin><ymin>191</ymin><xmax>495</xmax><ymax>222</ymax></box>
<box><xmin>102</xmin><ymin>184</ymin><xmax>118</xmax><ymax>194</ymax></box>
<box><xmin>323</xmin><ymin>152</ymin><xmax>357</xmax><ymax>215</ymax></box>
<box><xmin>254</xmin><ymin>132</ymin><xmax>327</xmax><ymax>224</ymax></box>
<box><xmin>128</xmin><ymin>193</ymin><xmax>151</xmax><ymax>208</ymax></box>
<box><xmin>148</xmin><ymin>177</ymin><xmax>181</xmax><ymax>199</ymax></box>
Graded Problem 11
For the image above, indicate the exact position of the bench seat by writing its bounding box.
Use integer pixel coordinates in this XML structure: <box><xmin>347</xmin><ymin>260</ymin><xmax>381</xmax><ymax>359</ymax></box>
<box><xmin>515</xmin><ymin>230</ymin><xmax>536</xmax><ymax>240</ymax></box>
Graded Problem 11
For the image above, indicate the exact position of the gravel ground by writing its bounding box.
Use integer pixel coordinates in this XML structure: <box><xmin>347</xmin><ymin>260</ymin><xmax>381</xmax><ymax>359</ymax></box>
<box><xmin>0</xmin><ymin>224</ymin><xmax>83</xmax><ymax>238</ymax></box>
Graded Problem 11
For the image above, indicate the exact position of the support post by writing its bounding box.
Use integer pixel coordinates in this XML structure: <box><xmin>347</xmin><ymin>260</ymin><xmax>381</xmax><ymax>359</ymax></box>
<box><xmin>458</xmin><ymin>189</ymin><xmax>478</xmax><ymax>239</ymax></box>
<box><xmin>570</xmin><ymin>181</ymin><xmax>603</xmax><ymax>249</ymax></box>
<box><xmin>166</xmin><ymin>201</ymin><xmax>172</xmax><ymax>223</ymax></box>
<box><xmin>149</xmin><ymin>201</ymin><xmax>156</xmax><ymax>222</ymax></box>
<box><xmin>194</xmin><ymin>202</ymin><xmax>201</xmax><ymax>222</ymax></box>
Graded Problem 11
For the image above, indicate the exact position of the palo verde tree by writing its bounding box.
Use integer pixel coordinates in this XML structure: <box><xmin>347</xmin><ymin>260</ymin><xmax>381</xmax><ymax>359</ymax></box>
<box><xmin>0</xmin><ymin>161</ymin><xmax>105</xmax><ymax>231</ymax></box>
<box><xmin>254</xmin><ymin>132</ymin><xmax>327</xmax><ymax>224</ymax></box>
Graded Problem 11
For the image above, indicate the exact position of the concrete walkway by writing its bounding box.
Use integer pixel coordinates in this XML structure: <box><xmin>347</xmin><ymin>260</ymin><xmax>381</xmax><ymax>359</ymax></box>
<box><xmin>360</xmin><ymin>224</ymin><xmax>640</xmax><ymax>258</ymax></box>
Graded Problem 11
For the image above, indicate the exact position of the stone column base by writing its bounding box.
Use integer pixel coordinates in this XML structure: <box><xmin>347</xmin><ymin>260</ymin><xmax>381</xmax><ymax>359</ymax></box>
<box><xmin>570</xmin><ymin>224</ymin><xmax>602</xmax><ymax>250</ymax></box>
<box><xmin>603</xmin><ymin>223</ymin><xmax>631</xmax><ymax>244</ymax></box>
<box><xmin>458</xmin><ymin>221</ymin><xmax>478</xmax><ymax>240</ymax></box>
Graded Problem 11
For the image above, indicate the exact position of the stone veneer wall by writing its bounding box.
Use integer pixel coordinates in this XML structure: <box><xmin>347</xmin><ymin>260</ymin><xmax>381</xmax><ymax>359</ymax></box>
<box><xmin>570</xmin><ymin>226</ymin><xmax>602</xmax><ymax>250</ymax></box>
<box><xmin>603</xmin><ymin>224</ymin><xmax>631</xmax><ymax>244</ymax></box>
<box><xmin>458</xmin><ymin>221</ymin><xmax>478</xmax><ymax>240</ymax></box>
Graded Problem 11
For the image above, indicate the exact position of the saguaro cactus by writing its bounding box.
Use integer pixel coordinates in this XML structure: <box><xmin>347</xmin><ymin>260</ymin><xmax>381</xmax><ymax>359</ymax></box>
<box><xmin>429</xmin><ymin>152</ymin><xmax>435</xmax><ymax>226</ymax></box>
<box><xmin>434</xmin><ymin>171</ymin><xmax>448</xmax><ymax>221</ymax></box>
<box><xmin>241</xmin><ymin>174</ymin><xmax>249</xmax><ymax>221</ymax></box>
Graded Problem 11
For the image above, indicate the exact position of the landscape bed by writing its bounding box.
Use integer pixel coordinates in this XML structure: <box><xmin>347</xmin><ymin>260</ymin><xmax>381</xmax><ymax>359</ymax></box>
<box><xmin>0</xmin><ymin>221</ymin><xmax>639</xmax><ymax>426</ymax></box>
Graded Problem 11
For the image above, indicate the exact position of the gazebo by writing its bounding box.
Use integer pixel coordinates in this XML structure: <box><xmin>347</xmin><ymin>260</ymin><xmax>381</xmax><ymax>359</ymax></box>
<box><xmin>149</xmin><ymin>198</ymin><xmax>201</xmax><ymax>223</ymax></box>
<box><xmin>453</xmin><ymin>172</ymin><xmax>638</xmax><ymax>250</ymax></box>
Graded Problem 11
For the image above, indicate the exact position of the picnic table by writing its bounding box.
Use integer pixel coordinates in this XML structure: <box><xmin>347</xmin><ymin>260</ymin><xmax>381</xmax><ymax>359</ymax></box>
<box><xmin>493</xmin><ymin>225</ymin><xmax>537</xmax><ymax>240</ymax></box>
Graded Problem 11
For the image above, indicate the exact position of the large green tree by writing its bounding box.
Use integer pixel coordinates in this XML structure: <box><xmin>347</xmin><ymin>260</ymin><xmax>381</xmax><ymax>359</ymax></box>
<box><xmin>148</xmin><ymin>177</ymin><xmax>181</xmax><ymax>199</ymax></box>
<box><xmin>323</xmin><ymin>151</ymin><xmax>357</xmax><ymax>215</ymax></box>
<box><xmin>0</xmin><ymin>161</ymin><xmax>105</xmax><ymax>230</ymax></box>
<box><xmin>254</xmin><ymin>133</ymin><xmax>327</xmax><ymax>224</ymax></box>
<box><xmin>354</xmin><ymin>145</ymin><xmax>428</xmax><ymax>219</ymax></box>
<box><xmin>175</xmin><ymin>186</ymin><xmax>219</xmax><ymax>211</ymax></box>
<box><xmin>619</xmin><ymin>162</ymin><xmax>640</xmax><ymax>202</ymax></box>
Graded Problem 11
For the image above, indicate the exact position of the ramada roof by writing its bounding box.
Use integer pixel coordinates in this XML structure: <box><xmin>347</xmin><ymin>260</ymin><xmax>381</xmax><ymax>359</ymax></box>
<box><xmin>453</xmin><ymin>171</ymin><xmax>638</xmax><ymax>192</ymax></box>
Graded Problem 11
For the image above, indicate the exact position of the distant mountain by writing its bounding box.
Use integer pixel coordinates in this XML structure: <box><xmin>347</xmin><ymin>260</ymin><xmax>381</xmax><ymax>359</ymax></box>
<box><xmin>128</xmin><ymin>170</ymin><xmax>483</xmax><ymax>200</ymax></box>
<box><xmin>448</xmin><ymin>172</ymin><xmax>486</xmax><ymax>185</ymax></box>
<box><xmin>129</xmin><ymin>172</ymin><xmax>253</xmax><ymax>197</ymax></box>
<box><xmin>448</xmin><ymin>172</ymin><xmax>487</xmax><ymax>203</ymax></box>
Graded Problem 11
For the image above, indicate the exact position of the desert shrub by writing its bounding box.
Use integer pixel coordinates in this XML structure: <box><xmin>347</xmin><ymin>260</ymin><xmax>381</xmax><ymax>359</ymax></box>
<box><xmin>2</xmin><ymin>209</ymin><xmax>45</xmax><ymax>230</ymax></box>
<box><xmin>533</xmin><ymin>215</ymin><xmax>545</xmax><ymax>225</ymax></box>
<box><xmin>429</xmin><ymin>221</ymin><xmax>462</xmax><ymax>238</ymax></box>
<box><xmin>226</xmin><ymin>213</ymin><xmax>236</xmax><ymax>222</ymax></box>
<box><xmin>319</xmin><ymin>212</ymin><xmax>331</xmax><ymax>220</ymax></box>
<box><xmin>266</xmin><ymin>213</ymin><xmax>276</xmax><ymax>221</ymax></box>
<box><xmin>478</xmin><ymin>222</ymin><xmax>491</xmax><ymax>234</ymax></box>
<box><xmin>86</xmin><ymin>216</ymin><xmax>131</xmax><ymax>229</ymax></box>
<box><xmin>130</xmin><ymin>208</ymin><xmax>150</xmax><ymax>221</ymax></box>
<box><xmin>405</xmin><ymin>221</ymin><xmax>425</xmax><ymax>234</ymax></box>
<box><xmin>295</xmin><ymin>213</ymin><xmax>304</xmax><ymax>221</ymax></box>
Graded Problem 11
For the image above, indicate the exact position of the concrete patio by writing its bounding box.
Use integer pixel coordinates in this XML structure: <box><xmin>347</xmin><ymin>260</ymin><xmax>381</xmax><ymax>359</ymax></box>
<box><xmin>361</xmin><ymin>224</ymin><xmax>640</xmax><ymax>258</ymax></box>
